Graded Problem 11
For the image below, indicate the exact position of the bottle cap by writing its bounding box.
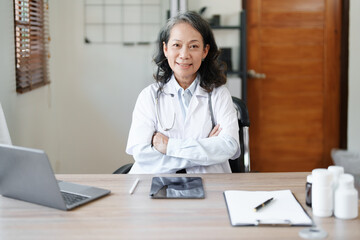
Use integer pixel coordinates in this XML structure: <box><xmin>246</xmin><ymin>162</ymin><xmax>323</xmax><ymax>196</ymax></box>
<box><xmin>312</xmin><ymin>168</ymin><xmax>332</xmax><ymax>186</ymax></box>
<box><xmin>299</xmin><ymin>228</ymin><xmax>327</xmax><ymax>239</ymax></box>
<box><xmin>328</xmin><ymin>166</ymin><xmax>344</xmax><ymax>178</ymax></box>
<box><xmin>307</xmin><ymin>175</ymin><xmax>312</xmax><ymax>183</ymax></box>
<box><xmin>338</xmin><ymin>173</ymin><xmax>355</xmax><ymax>189</ymax></box>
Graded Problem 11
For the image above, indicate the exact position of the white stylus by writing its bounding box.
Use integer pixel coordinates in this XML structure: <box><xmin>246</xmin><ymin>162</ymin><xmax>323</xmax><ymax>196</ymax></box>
<box><xmin>129</xmin><ymin>178</ymin><xmax>140</xmax><ymax>195</ymax></box>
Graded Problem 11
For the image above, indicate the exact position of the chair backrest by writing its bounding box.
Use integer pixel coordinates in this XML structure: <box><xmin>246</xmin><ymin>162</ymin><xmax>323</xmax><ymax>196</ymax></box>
<box><xmin>229</xmin><ymin>97</ymin><xmax>250</xmax><ymax>173</ymax></box>
<box><xmin>0</xmin><ymin>103</ymin><xmax>12</xmax><ymax>145</ymax></box>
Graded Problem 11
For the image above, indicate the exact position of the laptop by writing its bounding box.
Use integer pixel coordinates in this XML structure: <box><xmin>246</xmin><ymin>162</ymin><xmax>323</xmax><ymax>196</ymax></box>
<box><xmin>0</xmin><ymin>144</ymin><xmax>110</xmax><ymax>211</ymax></box>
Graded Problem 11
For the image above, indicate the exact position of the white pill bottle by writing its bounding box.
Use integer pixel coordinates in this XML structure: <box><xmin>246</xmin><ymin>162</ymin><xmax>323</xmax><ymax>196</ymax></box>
<box><xmin>334</xmin><ymin>174</ymin><xmax>358</xmax><ymax>219</ymax></box>
<box><xmin>312</xmin><ymin>168</ymin><xmax>333</xmax><ymax>217</ymax></box>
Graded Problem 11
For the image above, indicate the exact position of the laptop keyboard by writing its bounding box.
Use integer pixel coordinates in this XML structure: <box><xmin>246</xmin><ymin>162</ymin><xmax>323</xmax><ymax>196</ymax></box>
<box><xmin>61</xmin><ymin>191</ymin><xmax>89</xmax><ymax>206</ymax></box>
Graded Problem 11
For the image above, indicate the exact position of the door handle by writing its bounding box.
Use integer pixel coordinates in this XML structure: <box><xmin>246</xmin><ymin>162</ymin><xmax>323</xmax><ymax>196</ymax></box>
<box><xmin>247</xmin><ymin>69</ymin><xmax>266</xmax><ymax>79</ymax></box>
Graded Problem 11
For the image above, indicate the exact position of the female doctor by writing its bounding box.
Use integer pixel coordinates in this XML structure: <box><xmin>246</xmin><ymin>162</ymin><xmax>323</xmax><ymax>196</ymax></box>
<box><xmin>126</xmin><ymin>11</ymin><xmax>240</xmax><ymax>174</ymax></box>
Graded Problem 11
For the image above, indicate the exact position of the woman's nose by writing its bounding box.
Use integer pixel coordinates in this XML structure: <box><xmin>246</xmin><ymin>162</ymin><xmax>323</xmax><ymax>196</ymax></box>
<box><xmin>179</xmin><ymin>47</ymin><xmax>189</xmax><ymax>59</ymax></box>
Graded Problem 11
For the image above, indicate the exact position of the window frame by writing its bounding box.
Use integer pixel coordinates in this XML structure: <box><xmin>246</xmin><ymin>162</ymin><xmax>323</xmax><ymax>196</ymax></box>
<box><xmin>13</xmin><ymin>0</ymin><xmax>50</xmax><ymax>94</ymax></box>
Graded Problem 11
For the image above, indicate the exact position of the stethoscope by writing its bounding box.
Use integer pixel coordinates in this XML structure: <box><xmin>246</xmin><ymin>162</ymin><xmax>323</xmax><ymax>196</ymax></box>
<box><xmin>155</xmin><ymin>86</ymin><xmax>215</xmax><ymax>131</ymax></box>
<box><xmin>155</xmin><ymin>87</ymin><xmax>176</xmax><ymax>131</ymax></box>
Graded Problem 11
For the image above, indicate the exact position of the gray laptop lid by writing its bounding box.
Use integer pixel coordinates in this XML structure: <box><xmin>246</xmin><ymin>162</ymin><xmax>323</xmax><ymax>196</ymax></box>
<box><xmin>0</xmin><ymin>144</ymin><xmax>110</xmax><ymax>210</ymax></box>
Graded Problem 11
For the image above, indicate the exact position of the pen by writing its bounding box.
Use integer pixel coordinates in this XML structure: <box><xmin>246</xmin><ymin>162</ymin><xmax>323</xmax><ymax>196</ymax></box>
<box><xmin>129</xmin><ymin>178</ymin><xmax>140</xmax><ymax>195</ymax></box>
<box><xmin>254</xmin><ymin>197</ymin><xmax>274</xmax><ymax>212</ymax></box>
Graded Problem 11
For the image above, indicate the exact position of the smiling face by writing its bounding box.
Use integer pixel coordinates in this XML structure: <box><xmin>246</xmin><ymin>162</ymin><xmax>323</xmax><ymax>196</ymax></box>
<box><xmin>163</xmin><ymin>22</ymin><xmax>209</xmax><ymax>89</ymax></box>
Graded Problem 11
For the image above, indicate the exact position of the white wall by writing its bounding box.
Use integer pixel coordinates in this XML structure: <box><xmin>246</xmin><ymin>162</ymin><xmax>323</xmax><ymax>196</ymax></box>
<box><xmin>47</xmin><ymin>0</ymin><xmax>159</xmax><ymax>173</ymax></box>
<box><xmin>0</xmin><ymin>0</ymin><xmax>15</xmax><ymax>114</ymax></box>
<box><xmin>348</xmin><ymin>0</ymin><xmax>360</xmax><ymax>151</ymax></box>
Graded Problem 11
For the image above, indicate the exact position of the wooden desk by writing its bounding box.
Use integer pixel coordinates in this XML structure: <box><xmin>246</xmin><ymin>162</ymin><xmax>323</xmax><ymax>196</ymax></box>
<box><xmin>0</xmin><ymin>173</ymin><xmax>359</xmax><ymax>239</ymax></box>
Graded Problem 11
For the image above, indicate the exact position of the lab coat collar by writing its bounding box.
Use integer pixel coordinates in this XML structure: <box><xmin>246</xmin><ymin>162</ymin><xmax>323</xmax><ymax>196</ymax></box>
<box><xmin>162</xmin><ymin>74</ymin><xmax>208</xmax><ymax>97</ymax></box>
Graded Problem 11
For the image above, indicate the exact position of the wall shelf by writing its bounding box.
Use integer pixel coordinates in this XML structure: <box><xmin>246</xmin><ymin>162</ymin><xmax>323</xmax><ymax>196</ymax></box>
<box><xmin>211</xmin><ymin>11</ymin><xmax>247</xmax><ymax>102</ymax></box>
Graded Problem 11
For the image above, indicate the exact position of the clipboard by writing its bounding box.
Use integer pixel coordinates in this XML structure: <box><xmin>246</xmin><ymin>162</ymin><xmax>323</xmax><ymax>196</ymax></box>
<box><xmin>223</xmin><ymin>190</ymin><xmax>313</xmax><ymax>226</ymax></box>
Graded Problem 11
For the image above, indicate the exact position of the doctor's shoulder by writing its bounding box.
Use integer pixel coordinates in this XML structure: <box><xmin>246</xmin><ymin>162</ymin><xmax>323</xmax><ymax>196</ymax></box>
<box><xmin>137</xmin><ymin>83</ymin><xmax>159</xmax><ymax>102</ymax></box>
<box><xmin>210</xmin><ymin>85</ymin><xmax>232</xmax><ymax>100</ymax></box>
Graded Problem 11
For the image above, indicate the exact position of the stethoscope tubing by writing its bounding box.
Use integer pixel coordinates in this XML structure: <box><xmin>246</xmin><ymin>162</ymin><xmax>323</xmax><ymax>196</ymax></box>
<box><xmin>155</xmin><ymin>88</ymin><xmax>176</xmax><ymax>131</ymax></box>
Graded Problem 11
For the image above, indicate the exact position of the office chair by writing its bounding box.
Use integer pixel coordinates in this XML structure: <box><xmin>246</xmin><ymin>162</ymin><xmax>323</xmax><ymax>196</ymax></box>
<box><xmin>229</xmin><ymin>97</ymin><xmax>250</xmax><ymax>173</ymax></box>
<box><xmin>113</xmin><ymin>96</ymin><xmax>250</xmax><ymax>174</ymax></box>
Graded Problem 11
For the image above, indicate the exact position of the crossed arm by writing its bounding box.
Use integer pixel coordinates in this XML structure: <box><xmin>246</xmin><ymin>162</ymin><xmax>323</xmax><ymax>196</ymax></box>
<box><xmin>152</xmin><ymin>124</ymin><xmax>222</xmax><ymax>154</ymax></box>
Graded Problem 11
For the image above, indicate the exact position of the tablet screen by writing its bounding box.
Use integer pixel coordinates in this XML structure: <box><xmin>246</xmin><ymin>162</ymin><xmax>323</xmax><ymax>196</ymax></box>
<box><xmin>149</xmin><ymin>177</ymin><xmax>205</xmax><ymax>199</ymax></box>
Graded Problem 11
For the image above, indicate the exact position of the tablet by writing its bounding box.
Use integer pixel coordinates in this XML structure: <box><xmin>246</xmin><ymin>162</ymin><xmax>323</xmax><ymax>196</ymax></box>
<box><xmin>149</xmin><ymin>177</ymin><xmax>205</xmax><ymax>199</ymax></box>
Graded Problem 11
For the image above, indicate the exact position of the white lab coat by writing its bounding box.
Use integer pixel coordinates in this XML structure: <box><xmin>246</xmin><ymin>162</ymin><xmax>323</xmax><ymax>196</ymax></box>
<box><xmin>126</xmin><ymin>75</ymin><xmax>240</xmax><ymax>174</ymax></box>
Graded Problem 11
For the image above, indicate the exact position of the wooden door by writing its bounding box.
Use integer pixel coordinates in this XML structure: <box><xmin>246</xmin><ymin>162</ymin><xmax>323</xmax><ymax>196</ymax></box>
<box><xmin>246</xmin><ymin>0</ymin><xmax>342</xmax><ymax>172</ymax></box>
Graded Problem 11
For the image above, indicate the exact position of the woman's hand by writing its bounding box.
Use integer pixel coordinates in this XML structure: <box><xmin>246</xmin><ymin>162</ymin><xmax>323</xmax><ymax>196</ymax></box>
<box><xmin>152</xmin><ymin>132</ymin><xmax>169</xmax><ymax>154</ymax></box>
<box><xmin>208</xmin><ymin>124</ymin><xmax>222</xmax><ymax>137</ymax></box>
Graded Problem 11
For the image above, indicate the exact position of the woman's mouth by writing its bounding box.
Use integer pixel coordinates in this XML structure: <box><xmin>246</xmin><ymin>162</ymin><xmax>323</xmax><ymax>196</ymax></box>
<box><xmin>177</xmin><ymin>62</ymin><xmax>192</xmax><ymax>68</ymax></box>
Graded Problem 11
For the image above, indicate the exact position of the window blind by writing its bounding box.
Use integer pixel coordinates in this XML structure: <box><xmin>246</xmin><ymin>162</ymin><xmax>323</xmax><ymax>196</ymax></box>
<box><xmin>13</xmin><ymin>0</ymin><xmax>50</xmax><ymax>93</ymax></box>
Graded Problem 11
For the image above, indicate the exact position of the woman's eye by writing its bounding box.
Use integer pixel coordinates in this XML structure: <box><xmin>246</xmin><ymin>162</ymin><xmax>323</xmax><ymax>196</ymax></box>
<box><xmin>190</xmin><ymin>45</ymin><xmax>199</xmax><ymax>49</ymax></box>
<box><xmin>173</xmin><ymin>43</ymin><xmax>180</xmax><ymax>47</ymax></box>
